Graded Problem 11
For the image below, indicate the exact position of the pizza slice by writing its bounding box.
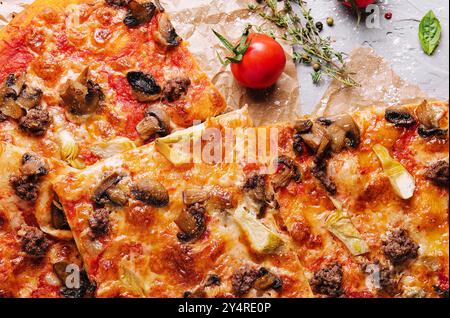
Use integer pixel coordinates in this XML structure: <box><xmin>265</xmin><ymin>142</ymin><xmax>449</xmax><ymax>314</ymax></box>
<box><xmin>0</xmin><ymin>142</ymin><xmax>90</xmax><ymax>298</ymax></box>
<box><xmin>258</xmin><ymin>100</ymin><xmax>448</xmax><ymax>298</ymax></box>
<box><xmin>0</xmin><ymin>0</ymin><xmax>226</xmax><ymax>167</ymax></box>
<box><xmin>52</xmin><ymin>109</ymin><xmax>313</xmax><ymax>298</ymax></box>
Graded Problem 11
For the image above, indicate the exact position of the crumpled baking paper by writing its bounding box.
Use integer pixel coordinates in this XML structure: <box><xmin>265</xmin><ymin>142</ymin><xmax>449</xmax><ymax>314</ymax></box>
<box><xmin>1</xmin><ymin>0</ymin><xmax>431</xmax><ymax>124</ymax></box>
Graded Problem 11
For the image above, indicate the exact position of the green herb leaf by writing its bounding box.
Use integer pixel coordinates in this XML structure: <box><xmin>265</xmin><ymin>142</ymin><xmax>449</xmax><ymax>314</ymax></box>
<box><xmin>419</xmin><ymin>10</ymin><xmax>442</xmax><ymax>56</ymax></box>
<box><xmin>213</xmin><ymin>26</ymin><xmax>253</xmax><ymax>65</ymax></box>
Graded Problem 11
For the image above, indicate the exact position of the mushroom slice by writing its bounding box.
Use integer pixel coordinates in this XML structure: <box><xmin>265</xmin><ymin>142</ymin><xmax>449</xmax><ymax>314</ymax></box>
<box><xmin>300</xmin><ymin>123</ymin><xmax>330</xmax><ymax>157</ymax></box>
<box><xmin>16</xmin><ymin>85</ymin><xmax>43</xmax><ymax>110</ymax></box>
<box><xmin>60</xmin><ymin>68</ymin><xmax>104</xmax><ymax>115</ymax></box>
<box><xmin>131</xmin><ymin>179</ymin><xmax>169</xmax><ymax>207</ymax></box>
<box><xmin>1</xmin><ymin>73</ymin><xmax>25</xmax><ymax>98</ymax></box>
<box><xmin>184</xmin><ymin>274</ymin><xmax>221</xmax><ymax>298</ymax></box>
<box><xmin>93</xmin><ymin>172</ymin><xmax>127</xmax><ymax>206</ymax></box>
<box><xmin>51</xmin><ymin>199</ymin><xmax>70</xmax><ymax>230</ymax></box>
<box><xmin>21</xmin><ymin>152</ymin><xmax>49</xmax><ymax>177</ymax></box>
<box><xmin>385</xmin><ymin>107</ymin><xmax>417</xmax><ymax>127</ymax></box>
<box><xmin>243</xmin><ymin>174</ymin><xmax>277</xmax><ymax>217</ymax></box>
<box><xmin>271</xmin><ymin>156</ymin><xmax>301</xmax><ymax>191</ymax></box>
<box><xmin>294</xmin><ymin>119</ymin><xmax>313</xmax><ymax>133</ymax></box>
<box><xmin>325</xmin><ymin>114</ymin><xmax>361</xmax><ymax>152</ymax></box>
<box><xmin>175</xmin><ymin>203</ymin><xmax>206</xmax><ymax>242</ymax></box>
<box><xmin>416</xmin><ymin>100</ymin><xmax>448</xmax><ymax>137</ymax></box>
<box><xmin>106</xmin><ymin>0</ymin><xmax>130</xmax><ymax>7</ymax></box>
<box><xmin>0</xmin><ymin>73</ymin><xmax>25</xmax><ymax>119</ymax></box>
<box><xmin>136</xmin><ymin>104</ymin><xmax>170</xmax><ymax>140</ymax></box>
<box><xmin>126</xmin><ymin>71</ymin><xmax>162</xmax><ymax>102</ymax></box>
<box><xmin>153</xmin><ymin>13</ymin><xmax>181</xmax><ymax>49</ymax></box>
<box><xmin>183</xmin><ymin>188</ymin><xmax>210</xmax><ymax>206</ymax></box>
<box><xmin>253</xmin><ymin>267</ymin><xmax>283</xmax><ymax>292</ymax></box>
<box><xmin>123</xmin><ymin>1</ymin><xmax>156</xmax><ymax>28</ymax></box>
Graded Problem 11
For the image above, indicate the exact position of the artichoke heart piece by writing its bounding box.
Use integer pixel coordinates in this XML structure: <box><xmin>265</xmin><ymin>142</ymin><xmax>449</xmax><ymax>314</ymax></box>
<box><xmin>91</xmin><ymin>137</ymin><xmax>136</xmax><ymax>159</ymax></box>
<box><xmin>155</xmin><ymin>124</ymin><xmax>204</xmax><ymax>166</ymax></box>
<box><xmin>58</xmin><ymin>130</ymin><xmax>85</xmax><ymax>169</ymax></box>
<box><xmin>119</xmin><ymin>264</ymin><xmax>145</xmax><ymax>297</ymax></box>
<box><xmin>233</xmin><ymin>203</ymin><xmax>284</xmax><ymax>254</ymax></box>
<box><xmin>372</xmin><ymin>144</ymin><xmax>415</xmax><ymax>200</ymax></box>
<box><xmin>326</xmin><ymin>198</ymin><xmax>369</xmax><ymax>256</ymax></box>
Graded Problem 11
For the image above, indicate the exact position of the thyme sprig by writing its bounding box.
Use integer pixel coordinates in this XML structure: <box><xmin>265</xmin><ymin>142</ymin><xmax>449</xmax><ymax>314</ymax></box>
<box><xmin>248</xmin><ymin>0</ymin><xmax>359</xmax><ymax>87</ymax></box>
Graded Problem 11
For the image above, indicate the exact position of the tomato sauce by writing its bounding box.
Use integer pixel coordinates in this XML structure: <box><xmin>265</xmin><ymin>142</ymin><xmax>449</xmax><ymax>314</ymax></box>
<box><xmin>0</xmin><ymin>34</ymin><xmax>33</xmax><ymax>82</ymax></box>
<box><xmin>392</xmin><ymin>124</ymin><xmax>418</xmax><ymax>171</ymax></box>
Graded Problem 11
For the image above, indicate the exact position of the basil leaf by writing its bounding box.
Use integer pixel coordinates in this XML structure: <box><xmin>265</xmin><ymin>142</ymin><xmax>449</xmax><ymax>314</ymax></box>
<box><xmin>419</xmin><ymin>10</ymin><xmax>442</xmax><ymax>56</ymax></box>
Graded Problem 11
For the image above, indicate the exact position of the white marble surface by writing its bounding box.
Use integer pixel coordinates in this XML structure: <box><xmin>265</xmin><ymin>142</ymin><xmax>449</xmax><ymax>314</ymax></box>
<box><xmin>299</xmin><ymin>0</ymin><xmax>449</xmax><ymax>113</ymax></box>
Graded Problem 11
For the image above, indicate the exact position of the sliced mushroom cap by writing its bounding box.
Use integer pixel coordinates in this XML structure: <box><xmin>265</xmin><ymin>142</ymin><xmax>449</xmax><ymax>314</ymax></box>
<box><xmin>105</xmin><ymin>0</ymin><xmax>131</xmax><ymax>7</ymax></box>
<box><xmin>0</xmin><ymin>74</ymin><xmax>26</xmax><ymax>119</ymax></box>
<box><xmin>294</xmin><ymin>119</ymin><xmax>313</xmax><ymax>133</ymax></box>
<box><xmin>60</xmin><ymin>68</ymin><xmax>104</xmax><ymax>115</ymax></box>
<box><xmin>51</xmin><ymin>199</ymin><xmax>70</xmax><ymax>230</ymax></box>
<box><xmin>416</xmin><ymin>101</ymin><xmax>448</xmax><ymax>138</ymax></box>
<box><xmin>153</xmin><ymin>13</ymin><xmax>181</xmax><ymax>49</ymax></box>
<box><xmin>106</xmin><ymin>179</ymin><xmax>131</xmax><ymax>206</ymax></box>
<box><xmin>136</xmin><ymin>116</ymin><xmax>161</xmax><ymax>141</ymax></box>
<box><xmin>127</xmin><ymin>71</ymin><xmax>162</xmax><ymax>102</ymax></box>
<box><xmin>418</xmin><ymin>126</ymin><xmax>448</xmax><ymax>138</ymax></box>
<box><xmin>2</xmin><ymin>73</ymin><xmax>25</xmax><ymax>98</ymax></box>
<box><xmin>325</xmin><ymin>114</ymin><xmax>361</xmax><ymax>151</ymax></box>
<box><xmin>93</xmin><ymin>172</ymin><xmax>126</xmax><ymax>206</ymax></box>
<box><xmin>243</xmin><ymin>174</ymin><xmax>267</xmax><ymax>205</ymax></box>
<box><xmin>300</xmin><ymin>124</ymin><xmax>330</xmax><ymax>159</ymax></box>
<box><xmin>136</xmin><ymin>104</ymin><xmax>170</xmax><ymax>140</ymax></box>
<box><xmin>16</xmin><ymin>85</ymin><xmax>43</xmax><ymax>110</ymax></box>
<box><xmin>0</xmin><ymin>97</ymin><xmax>25</xmax><ymax>119</ymax></box>
<box><xmin>253</xmin><ymin>267</ymin><xmax>283</xmax><ymax>291</ymax></box>
<box><xmin>175</xmin><ymin>203</ymin><xmax>206</xmax><ymax>242</ymax></box>
<box><xmin>183</xmin><ymin>188</ymin><xmax>210</xmax><ymax>206</ymax></box>
<box><xmin>123</xmin><ymin>1</ymin><xmax>156</xmax><ymax>28</ymax></box>
<box><xmin>271</xmin><ymin>156</ymin><xmax>301</xmax><ymax>191</ymax></box>
<box><xmin>21</xmin><ymin>152</ymin><xmax>49</xmax><ymax>177</ymax></box>
<box><xmin>184</xmin><ymin>273</ymin><xmax>220</xmax><ymax>298</ymax></box>
<box><xmin>243</xmin><ymin>174</ymin><xmax>277</xmax><ymax>217</ymax></box>
<box><xmin>385</xmin><ymin>107</ymin><xmax>417</xmax><ymax>127</ymax></box>
<box><xmin>131</xmin><ymin>179</ymin><xmax>169</xmax><ymax>207</ymax></box>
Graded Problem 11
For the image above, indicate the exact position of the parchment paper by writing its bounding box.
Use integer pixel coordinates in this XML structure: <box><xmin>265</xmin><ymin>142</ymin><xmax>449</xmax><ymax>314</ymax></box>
<box><xmin>1</xmin><ymin>0</ymin><xmax>433</xmax><ymax>123</ymax></box>
<box><xmin>314</xmin><ymin>46</ymin><xmax>427</xmax><ymax>116</ymax></box>
<box><xmin>165</xmin><ymin>0</ymin><xmax>300</xmax><ymax>125</ymax></box>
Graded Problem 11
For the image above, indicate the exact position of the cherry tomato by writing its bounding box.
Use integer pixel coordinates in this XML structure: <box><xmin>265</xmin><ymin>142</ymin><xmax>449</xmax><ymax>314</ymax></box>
<box><xmin>230</xmin><ymin>33</ymin><xmax>286</xmax><ymax>89</ymax></box>
<box><xmin>342</xmin><ymin>0</ymin><xmax>376</xmax><ymax>8</ymax></box>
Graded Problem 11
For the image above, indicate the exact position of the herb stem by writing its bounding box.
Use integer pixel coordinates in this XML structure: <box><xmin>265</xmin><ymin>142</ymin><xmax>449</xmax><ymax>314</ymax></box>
<box><xmin>249</xmin><ymin>0</ymin><xmax>359</xmax><ymax>87</ymax></box>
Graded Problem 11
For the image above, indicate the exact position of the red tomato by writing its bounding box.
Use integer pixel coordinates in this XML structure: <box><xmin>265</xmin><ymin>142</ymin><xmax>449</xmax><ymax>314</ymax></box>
<box><xmin>342</xmin><ymin>0</ymin><xmax>376</xmax><ymax>8</ymax></box>
<box><xmin>230</xmin><ymin>33</ymin><xmax>286</xmax><ymax>89</ymax></box>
